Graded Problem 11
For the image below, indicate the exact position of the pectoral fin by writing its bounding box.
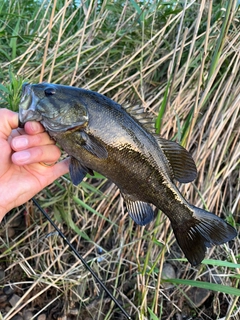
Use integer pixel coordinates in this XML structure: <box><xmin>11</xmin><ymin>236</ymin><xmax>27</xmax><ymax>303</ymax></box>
<box><xmin>122</xmin><ymin>195</ymin><xmax>155</xmax><ymax>226</ymax></box>
<box><xmin>69</xmin><ymin>157</ymin><xmax>94</xmax><ymax>185</ymax></box>
<box><xmin>155</xmin><ymin>136</ymin><xmax>197</xmax><ymax>183</ymax></box>
<box><xmin>80</xmin><ymin>132</ymin><xmax>108</xmax><ymax>159</ymax></box>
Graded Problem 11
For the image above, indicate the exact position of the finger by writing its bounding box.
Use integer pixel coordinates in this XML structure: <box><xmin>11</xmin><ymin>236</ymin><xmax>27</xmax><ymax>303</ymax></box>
<box><xmin>24</xmin><ymin>121</ymin><xmax>45</xmax><ymax>135</ymax></box>
<box><xmin>8</xmin><ymin>128</ymin><xmax>26</xmax><ymax>144</ymax></box>
<box><xmin>0</xmin><ymin>109</ymin><xmax>18</xmax><ymax>139</ymax></box>
<box><xmin>33</xmin><ymin>157</ymin><xmax>70</xmax><ymax>189</ymax></box>
<box><xmin>12</xmin><ymin>145</ymin><xmax>62</xmax><ymax>166</ymax></box>
<box><xmin>11</xmin><ymin>132</ymin><xmax>55</xmax><ymax>151</ymax></box>
<box><xmin>46</xmin><ymin>157</ymin><xmax>70</xmax><ymax>181</ymax></box>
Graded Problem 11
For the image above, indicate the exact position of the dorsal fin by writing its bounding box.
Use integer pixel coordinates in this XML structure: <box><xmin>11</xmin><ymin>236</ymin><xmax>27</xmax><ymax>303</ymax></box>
<box><xmin>123</xmin><ymin>104</ymin><xmax>155</xmax><ymax>133</ymax></box>
<box><xmin>154</xmin><ymin>136</ymin><xmax>197</xmax><ymax>183</ymax></box>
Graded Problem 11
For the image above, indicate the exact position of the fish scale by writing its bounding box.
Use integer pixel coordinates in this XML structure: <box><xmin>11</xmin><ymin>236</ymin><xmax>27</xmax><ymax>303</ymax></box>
<box><xmin>19</xmin><ymin>82</ymin><xmax>237</xmax><ymax>266</ymax></box>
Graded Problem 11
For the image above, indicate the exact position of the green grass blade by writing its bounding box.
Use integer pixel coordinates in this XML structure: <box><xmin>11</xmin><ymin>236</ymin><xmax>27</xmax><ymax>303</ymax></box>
<box><xmin>163</xmin><ymin>278</ymin><xmax>240</xmax><ymax>296</ymax></box>
<box><xmin>170</xmin><ymin>258</ymin><xmax>240</xmax><ymax>269</ymax></box>
<box><xmin>207</xmin><ymin>1</ymin><xmax>234</xmax><ymax>82</ymax></box>
<box><xmin>73</xmin><ymin>196</ymin><xmax>117</xmax><ymax>226</ymax></box>
<box><xmin>155</xmin><ymin>78</ymin><xmax>171</xmax><ymax>134</ymax></box>
<box><xmin>148</xmin><ymin>307</ymin><xmax>159</xmax><ymax>320</ymax></box>
<box><xmin>202</xmin><ymin>259</ymin><xmax>240</xmax><ymax>269</ymax></box>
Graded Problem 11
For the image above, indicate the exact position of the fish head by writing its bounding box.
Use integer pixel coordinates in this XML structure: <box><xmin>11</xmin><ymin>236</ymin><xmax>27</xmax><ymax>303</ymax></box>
<box><xmin>19</xmin><ymin>83</ymin><xmax>89</xmax><ymax>132</ymax></box>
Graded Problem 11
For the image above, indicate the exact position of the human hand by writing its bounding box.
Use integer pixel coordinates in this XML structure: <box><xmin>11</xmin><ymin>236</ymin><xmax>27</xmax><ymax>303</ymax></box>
<box><xmin>0</xmin><ymin>108</ymin><xmax>69</xmax><ymax>221</ymax></box>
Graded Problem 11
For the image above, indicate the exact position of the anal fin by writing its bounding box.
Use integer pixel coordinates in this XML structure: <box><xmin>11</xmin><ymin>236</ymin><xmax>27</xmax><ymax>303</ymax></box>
<box><xmin>123</xmin><ymin>195</ymin><xmax>155</xmax><ymax>226</ymax></box>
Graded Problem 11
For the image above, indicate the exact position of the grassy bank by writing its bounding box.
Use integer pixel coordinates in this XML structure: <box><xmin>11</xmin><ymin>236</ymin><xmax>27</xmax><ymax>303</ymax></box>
<box><xmin>0</xmin><ymin>0</ymin><xmax>239</xmax><ymax>319</ymax></box>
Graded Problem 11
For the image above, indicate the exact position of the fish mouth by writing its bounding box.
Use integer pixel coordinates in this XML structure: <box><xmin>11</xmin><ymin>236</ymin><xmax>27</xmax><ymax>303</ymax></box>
<box><xmin>19</xmin><ymin>83</ymin><xmax>89</xmax><ymax>132</ymax></box>
<box><xmin>18</xmin><ymin>83</ymin><xmax>42</xmax><ymax>126</ymax></box>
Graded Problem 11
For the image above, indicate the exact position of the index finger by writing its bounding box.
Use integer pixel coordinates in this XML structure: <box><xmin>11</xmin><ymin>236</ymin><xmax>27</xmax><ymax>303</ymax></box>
<box><xmin>0</xmin><ymin>109</ymin><xmax>18</xmax><ymax>139</ymax></box>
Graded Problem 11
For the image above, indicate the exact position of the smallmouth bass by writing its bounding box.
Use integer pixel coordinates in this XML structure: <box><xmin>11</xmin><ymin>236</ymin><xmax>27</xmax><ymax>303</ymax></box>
<box><xmin>18</xmin><ymin>83</ymin><xmax>237</xmax><ymax>265</ymax></box>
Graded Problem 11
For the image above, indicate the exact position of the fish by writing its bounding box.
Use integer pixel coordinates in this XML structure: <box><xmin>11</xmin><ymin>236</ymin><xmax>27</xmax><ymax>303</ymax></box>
<box><xmin>18</xmin><ymin>83</ymin><xmax>237</xmax><ymax>265</ymax></box>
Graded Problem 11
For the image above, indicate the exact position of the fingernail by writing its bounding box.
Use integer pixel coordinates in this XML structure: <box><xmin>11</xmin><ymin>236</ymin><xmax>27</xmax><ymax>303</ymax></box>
<box><xmin>14</xmin><ymin>151</ymin><xmax>31</xmax><ymax>162</ymax></box>
<box><xmin>12</xmin><ymin>137</ymin><xmax>28</xmax><ymax>149</ymax></box>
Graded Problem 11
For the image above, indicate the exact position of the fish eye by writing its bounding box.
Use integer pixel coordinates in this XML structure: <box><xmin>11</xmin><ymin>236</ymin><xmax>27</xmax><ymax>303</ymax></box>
<box><xmin>44</xmin><ymin>87</ymin><xmax>56</xmax><ymax>96</ymax></box>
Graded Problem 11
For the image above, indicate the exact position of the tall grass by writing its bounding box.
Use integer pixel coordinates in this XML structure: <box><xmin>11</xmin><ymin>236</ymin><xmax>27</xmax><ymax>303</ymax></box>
<box><xmin>0</xmin><ymin>0</ymin><xmax>239</xmax><ymax>319</ymax></box>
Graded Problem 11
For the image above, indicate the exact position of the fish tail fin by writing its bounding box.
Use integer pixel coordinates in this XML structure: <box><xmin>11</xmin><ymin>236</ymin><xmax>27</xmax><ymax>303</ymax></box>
<box><xmin>171</xmin><ymin>205</ymin><xmax>237</xmax><ymax>266</ymax></box>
